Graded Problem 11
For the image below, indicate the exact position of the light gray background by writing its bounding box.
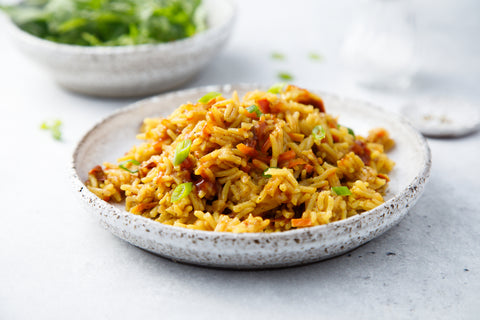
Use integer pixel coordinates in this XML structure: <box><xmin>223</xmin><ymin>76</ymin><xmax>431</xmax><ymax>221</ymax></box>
<box><xmin>1</xmin><ymin>0</ymin><xmax>479</xmax><ymax>319</ymax></box>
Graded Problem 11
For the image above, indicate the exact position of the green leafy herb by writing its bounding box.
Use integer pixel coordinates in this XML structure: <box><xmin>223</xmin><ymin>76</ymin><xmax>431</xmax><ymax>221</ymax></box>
<box><xmin>198</xmin><ymin>92</ymin><xmax>222</xmax><ymax>104</ymax></box>
<box><xmin>268</xmin><ymin>82</ymin><xmax>287</xmax><ymax>94</ymax></box>
<box><xmin>332</xmin><ymin>186</ymin><xmax>352</xmax><ymax>196</ymax></box>
<box><xmin>171</xmin><ymin>182</ymin><xmax>193</xmax><ymax>202</ymax></box>
<box><xmin>277</xmin><ymin>72</ymin><xmax>294</xmax><ymax>81</ymax></box>
<box><xmin>246</xmin><ymin>105</ymin><xmax>263</xmax><ymax>117</ymax></box>
<box><xmin>1</xmin><ymin>0</ymin><xmax>206</xmax><ymax>46</ymax></box>
<box><xmin>119</xmin><ymin>159</ymin><xmax>141</xmax><ymax>173</ymax></box>
<box><xmin>312</xmin><ymin>125</ymin><xmax>326</xmax><ymax>141</ymax></box>
<box><xmin>308</xmin><ymin>52</ymin><xmax>323</xmax><ymax>61</ymax></box>
<box><xmin>271</xmin><ymin>52</ymin><xmax>285</xmax><ymax>60</ymax></box>
<box><xmin>40</xmin><ymin>119</ymin><xmax>62</xmax><ymax>141</ymax></box>
<box><xmin>173</xmin><ymin>139</ymin><xmax>192</xmax><ymax>166</ymax></box>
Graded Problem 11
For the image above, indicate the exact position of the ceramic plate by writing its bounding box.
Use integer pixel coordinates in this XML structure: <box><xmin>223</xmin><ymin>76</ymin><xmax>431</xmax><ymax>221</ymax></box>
<box><xmin>71</xmin><ymin>84</ymin><xmax>431</xmax><ymax>269</ymax></box>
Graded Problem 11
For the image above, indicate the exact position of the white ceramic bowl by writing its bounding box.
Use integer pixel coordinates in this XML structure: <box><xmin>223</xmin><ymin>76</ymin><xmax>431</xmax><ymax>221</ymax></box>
<box><xmin>5</xmin><ymin>0</ymin><xmax>235</xmax><ymax>98</ymax></box>
<box><xmin>72</xmin><ymin>84</ymin><xmax>431</xmax><ymax>269</ymax></box>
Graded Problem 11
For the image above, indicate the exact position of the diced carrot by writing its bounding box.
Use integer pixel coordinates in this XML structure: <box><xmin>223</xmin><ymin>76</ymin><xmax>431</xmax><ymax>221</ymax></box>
<box><xmin>305</xmin><ymin>164</ymin><xmax>314</xmax><ymax>174</ymax></box>
<box><xmin>291</xmin><ymin>218</ymin><xmax>313</xmax><ymax>227</ymax></box>
<box><xmin>237</xmin><ymin>143</ymin><xmax>258</xmax><ymax>157</ymax></box>
<box><xmin>278</xmin><ymin>150</ymin><xmax>296</xmax><ymax>162</ymax></box>
<box><xmin>244</xmin><ymin>109</ymin><xmax>259</xmax><ymax>119</ymax></box>
<box><xmin>287</xmin><ymin>159</ymin><xmax>307</xmax><ymax>168</ymax></box>
<box><xmin>257</xmin><ymin>98</ymin><xmax>271</xmax><ymax>113</ymax></box>
<box><xmin>153</xmin><ymin>141</ymin><xmax>163</xmax><ymax>152</ymax></box>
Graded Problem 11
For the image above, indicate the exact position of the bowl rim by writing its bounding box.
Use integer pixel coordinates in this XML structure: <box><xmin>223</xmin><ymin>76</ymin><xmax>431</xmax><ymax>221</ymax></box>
<box><xmin>5</xmin><ymin>0</ymin><xmax>236</xmax><ymax>54</ymax></box>
<box><xmin>71</xmin><ymin>83</ymin><xmax>432</xmax><ymax>241</ymax></box>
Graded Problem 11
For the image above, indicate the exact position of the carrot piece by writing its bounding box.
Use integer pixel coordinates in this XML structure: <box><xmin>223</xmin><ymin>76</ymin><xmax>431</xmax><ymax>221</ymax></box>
<box><xmin>288</xmin><ymin>159</ymin><xmax>307</xmax><ymax>168</ymax></box>
<box><xmin>305</xmin><ymin>164</ymin><xmax>314</xmax><ymax>174</ymax></box>
<box><xmin>237</xmin><ymin>143</ymin><xmax>258</xmax><ymax>157</ymax></box>
<box><xmin>291</xmin><ymin>218</ymin><xmax>312</xmax><ymax>227</ymax></box>
<box><xmin>278</xmin><ymin>150</ymin><xmax>296</xmax><ymax>162</ymax></box>
<box><xmin>257</xmin><ymin>98</ymin><xmax>271</xmax><ymax>113</ymax></box>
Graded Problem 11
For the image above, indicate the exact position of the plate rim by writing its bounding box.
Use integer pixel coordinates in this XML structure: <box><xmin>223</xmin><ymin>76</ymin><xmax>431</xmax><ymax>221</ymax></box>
<box><xmin>71</xmin><ymin>83</ymin><xmax>432</xmax><ymax>243</ymax></box>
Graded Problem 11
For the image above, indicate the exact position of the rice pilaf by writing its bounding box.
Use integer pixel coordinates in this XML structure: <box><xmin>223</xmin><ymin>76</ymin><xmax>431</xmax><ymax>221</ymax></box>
<box><xmin>87</xmin><ymin>85</ymin><xmax>395</xmax><ymax>233</ymax></box>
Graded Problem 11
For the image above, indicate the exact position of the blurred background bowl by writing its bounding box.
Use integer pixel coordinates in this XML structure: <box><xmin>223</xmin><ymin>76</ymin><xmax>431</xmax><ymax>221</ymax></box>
<box><xmin>5</xmin><ymin>0</ymin><xmax>236</xmax><ymax>98</ymax></box>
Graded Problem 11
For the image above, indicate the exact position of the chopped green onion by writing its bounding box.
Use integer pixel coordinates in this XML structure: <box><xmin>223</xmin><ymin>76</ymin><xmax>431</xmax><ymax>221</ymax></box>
<box><xmin>263</xmin><ymin>168</ymin><xmax>272</xmax><ymax>178</ymax></box>
<box><xmin>263</xmin><ymin>167</ymin><xmax>278</xmax><ymax>178</ymax></box>
<box><xmin>271</xmin><ymin>52</ymin><xmax>285</xmax><ymax>60</ymax></box>
<box><xmin>277</xmin><ymin>72</ymin><xmax>294</xmax><ymax>81</ymax></box>
<box><xmin>246</xmin><ymin>105</ymin><xmax>263</xmax><ymax>117</ymax></box>
<box><xmin>173</xmin><ymin>139</ymin><xmax>192</xmax><ymax>166</ymax></box>
<box><xmin>308</xmin><ymin>52</ymin><xmax>323</xmax><ymax>61</ymax></box>
<box><xmin>119</xmin><ymin>159</ymin><xmax>141</xmax><ymax>173</ymax></box>
<box><xmin>171</xmin><ymin>182</ymin><xmax>193</xmax><ymax>203</ymax></box>
<box><xmin>198</xmin><ymin>92</ymin><xmax>222</xmax><ymax>104</ymax></box>
<box><xmin>268</xmin><ymin>82</ymin><xmax>287</xmax><ymax>94</ymax></box>
<box><xmin>312</xmin><ymin>125</ymin><xmax>326</xmax><ymax>141</ymax></box>
<box><xmin>332</xmin><ymin>186</ymin><xmax>352</xmax><ymax>196</ymax></box>
<box><xmin>347</xmin><ymin>127</ymin><xmax>355</xmax><ymax>138</ymax></box>
<box><xmin>40</xmin><ymin>119</ymin><xmax>62</xmax><ymax>141</ymax></box>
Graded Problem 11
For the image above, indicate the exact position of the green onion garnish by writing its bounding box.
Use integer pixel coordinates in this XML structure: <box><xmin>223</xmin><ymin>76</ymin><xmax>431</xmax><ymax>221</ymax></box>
<box><xmin>277</xmin><ymin>72</ymin><xmax>294</xmax><ymax>81</ymax></box>
<box><xmin>173</xmin><ymin>139</ymin><xmax>192</xmax><ymax>166</ymax></box>
<box><xmin>312</xmin><ymin>125</ymin><xmax>326</xmax><ymax>141</ymax></box>
<box><xmin>332</xmin><ymin>186</ymin><xmax>352</xmax><ymax>196</ymax></box>
<box><xmin>347</xmin><ymin>127</ymin><xmax>355</xmax><ymax>138</ymax></box>
<box><xmin>198</xmin><ymin>92</ymin><xmax>222</xmax><ymax>104</ymax></box>
<box><xmin>119</xmin><ymin>159</ymin><xmax>141</xmax><ymax>173</ymax></box>
<box><xmin>40</xmin><ymin>119</ymin><xmax>62</xmax><ymax>141</ymax></box>
<box><xmin>268</xmin><ymin>82</ymin><xmax>287</xmax><ymax>94</ymax></box>
<box><xmin>263</xmin><ymin>167</ymin><xmax>278</xmax><ymax>178</ymax></box>
<box><xmin>263</xmin><ymin>168</ymin><xmax>272</xmax><ymax>178</ymax></box>
<box><xmin>171</xmin><ymin>182</ymin><xmax>193</xmax><ymax>203</ymax></box>
<box><xmin>271</xmin><ymin>52</ymin><xmax>285</xmax><ymax>60</ymax></box>
<box><xmin>246</xmin><ymin>105</ymin><xmax>263</xmax><ymax>117</ymax></box>
<box><xmin>308</xmin><ymin>52</ymin><xmax>323</xmax><ymax>61</ymax></box>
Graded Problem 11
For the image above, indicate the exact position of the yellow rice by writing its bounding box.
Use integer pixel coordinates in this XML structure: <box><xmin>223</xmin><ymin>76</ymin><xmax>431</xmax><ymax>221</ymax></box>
<box><xmin>87</xmin><ymin>85</ymin><xmax>395</xmax><ymax>233</ymax></box>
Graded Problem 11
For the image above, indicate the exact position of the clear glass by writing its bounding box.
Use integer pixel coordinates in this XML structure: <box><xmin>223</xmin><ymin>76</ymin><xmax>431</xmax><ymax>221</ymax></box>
<box><xmin>340</xmin><ymin>0</ymin><xmax>417</xmax><ymax>91</ymax></box>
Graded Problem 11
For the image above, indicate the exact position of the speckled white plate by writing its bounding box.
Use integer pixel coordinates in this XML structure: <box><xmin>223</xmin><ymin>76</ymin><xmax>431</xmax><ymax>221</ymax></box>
<box><xmin>72</xmin><ymin>84</ymin><xmax>431</xmax><ymax>269</ymax></box>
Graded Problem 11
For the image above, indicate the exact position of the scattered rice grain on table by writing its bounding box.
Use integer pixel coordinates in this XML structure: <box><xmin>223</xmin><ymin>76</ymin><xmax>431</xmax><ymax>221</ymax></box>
<box><xmin>87</xmin><ymin>85</ymin><xmax>395</xmax><ymax>233</ymax></box>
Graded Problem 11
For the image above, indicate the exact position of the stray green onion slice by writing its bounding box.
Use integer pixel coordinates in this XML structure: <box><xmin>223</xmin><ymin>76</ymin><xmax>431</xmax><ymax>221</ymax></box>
<box><xmin>119</xmin><ymin>159</ymin><xmax>141</xmax><ymax>173</ymax></box>
<box><xmin>277</xmin><ymin>72</ymin><xmax>294</xmax><ymax>81</ymax></box>
<box><xmin>263</xmin><ymin>167</ymin><xmax>279</xmax><ymax>178</ymax></box>
<box><xmin>268</xmin><ymin>82</ymin><xmax>287</xmax><ymax>94</ymax></box>
<box><xmin>347</xmin><ymin>127</ymin><xmax>355</xmax><ymax>138</ymax></box>
<box><xmin>312</xmin><ymin>125</ymin><xmax>326</xmax><ymax>141</ymax></box>
<box><xmin>246</xmin><ymin>105</ymin><xmax>263</xmax><ymax>117</ymax></box>
<box><xmin>308</xmin><ymin>52</ymin><xmax>323</xmax><ymax>61</ymax></box>
<box><xmin>171</xmin><ymin>182</ymin><xmax>193</xmax><ymax>203</ymax></box>
<box><xmin>263</xmin><ymin>168</ymin><xmax>272</xmax><ymax>178</ymax></box>
<box><xmin>332</xmin><ymin>186</ymin><xmax>352</xmax><ymax>196</ymax></box>
<box><xmin>198</xmin><ymin>92</ymin><xmax>222</xmax><ymax>104</ymax></box>
<box><xmin>40</xmin><ymin>119</ymin><xmax>62</xmax><ymax>141</ymax></box>
<box><xmin>173</xmin><ymin>139</ymin><xmax>192</xmax><ymax>166</ymax></box>
<box><xmin>271</xmin><ymin>52</ymin><xmax>285</xmax><ymax>60</ymax></box>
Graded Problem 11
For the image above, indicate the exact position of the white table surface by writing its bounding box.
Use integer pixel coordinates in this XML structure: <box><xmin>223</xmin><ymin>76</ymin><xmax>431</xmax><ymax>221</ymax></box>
<box><xmin>1</xmin><ymin>1</ymin><xmax>479</xmax><ymax>319</ymax></box>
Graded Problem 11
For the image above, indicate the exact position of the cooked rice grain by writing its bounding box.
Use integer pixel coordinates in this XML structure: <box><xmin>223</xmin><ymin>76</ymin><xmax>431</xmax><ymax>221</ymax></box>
<box><xmin>87</xmin><ymin>85</ymin><xmax>395</xmax><ymax>233</ymax></box>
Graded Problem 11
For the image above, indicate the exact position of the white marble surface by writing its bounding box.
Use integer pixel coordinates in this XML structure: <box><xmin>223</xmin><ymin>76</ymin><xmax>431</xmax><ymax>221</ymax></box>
<box><xmin>0</xmin><ymin>0</ymin><xmax>479</xmax><ymax>319</ymax></box>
